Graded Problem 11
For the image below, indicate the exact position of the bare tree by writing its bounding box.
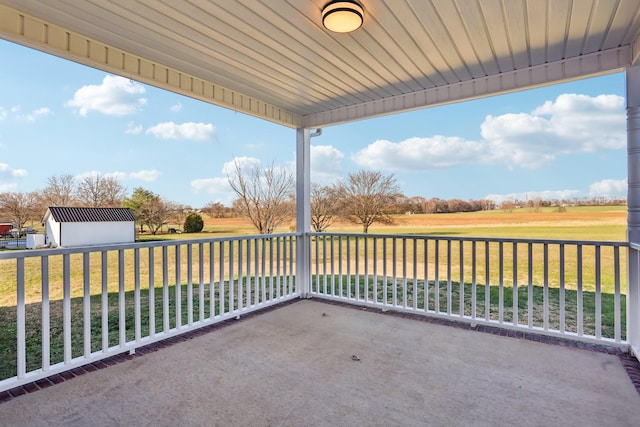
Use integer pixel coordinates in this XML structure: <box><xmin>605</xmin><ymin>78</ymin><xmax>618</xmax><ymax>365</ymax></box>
<box><xmin>142</xmin><ymin>197</ymin><xmax>176</xmax><ymax>235</ymax></box>
<box><xmin>482</xmin><ymin>199</ymin><xmax>495</xmax><ymax>211</ymax></box>
<box><xmin>335</xmin><ymin>170</ymin><xmax>400</xmax><ymax>233</ymax></box>
<box><xmin>311</xmin><ymin>183</ymin><xmax>340</xmax><ymax>232</ymax></box>
<box><xmin>39</xmin><ymin>174</ymin><xmax>77</xmax><ymax>207</ymax></box>
<box><xmin>228</xmin><ymin>160</ymin><xmax>295</xmax><ymax>234</ymax></box>
<box><xmin>530</xmin><ymin>197</ymin><xmax>543</xmax><ymax>213</ymax></box>
<box><xmin>425</xmin><ymin>198</ymin><xmax>439</xmax><ymax>214</ymax></box>
<box><xmin>0</xmin><ymin>192</ymin><xmax>39</xmax><ymax>231</ymax></box>
<box><xmin>501</xmin><ymin>200</ymin><xmax>515</xmax><ymax>213</ymax></box>
<box><xmin>201</xmin><ymin>201</ymin><xmax>227</xmax><ymax>218</ymax></box>
<box><xmin>75</xmin><ymin>174</ymin><xmax>126</xmax><ymax>207</ymax></box>
<box><xmin>171</xmin><ymin>203</ymin><xmax>192</xmax><ymax>226</ymax></box>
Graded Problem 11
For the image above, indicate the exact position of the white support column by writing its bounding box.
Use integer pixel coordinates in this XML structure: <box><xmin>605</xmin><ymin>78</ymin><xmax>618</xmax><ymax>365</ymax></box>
<box><xmin>296</xmin><ymin>128</ymin><xmax>311</xmax><ymax>297</ymax></box>
<box><xmin>627</xmin><ymin>65</ymin><xmax>640</xmax><ymax>358</ymax></box>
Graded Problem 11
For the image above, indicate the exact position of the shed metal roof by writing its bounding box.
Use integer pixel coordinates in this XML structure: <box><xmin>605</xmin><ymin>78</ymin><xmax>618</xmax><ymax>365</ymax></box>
<box><xmin>0</xmin><ymin>1</ymin><xmax>639</xmax><ymax>128</ymax></box>
<box><xmin>46</xmin><ymin>207</ymin><xmax>136</xmax><ymax>223</ymax></box>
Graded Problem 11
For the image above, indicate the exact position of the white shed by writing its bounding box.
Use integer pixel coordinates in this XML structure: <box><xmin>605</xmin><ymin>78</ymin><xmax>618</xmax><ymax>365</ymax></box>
<box><xmin>43</xmin><ymin>207</ymin><xmax>136</xmax><ymax>248</ymax></box>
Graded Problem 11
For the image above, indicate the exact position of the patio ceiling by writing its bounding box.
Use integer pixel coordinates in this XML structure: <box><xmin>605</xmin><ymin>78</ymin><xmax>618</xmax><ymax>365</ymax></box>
<box><xmin>0</xmin><ymin>0</ymin><xmax>639</xmax><ymax>129</ymax></box>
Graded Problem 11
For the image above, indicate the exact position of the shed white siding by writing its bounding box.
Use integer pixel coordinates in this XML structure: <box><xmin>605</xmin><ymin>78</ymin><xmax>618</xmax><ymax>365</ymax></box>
<box><xmin>58</xmin><ymin>221</ymin><xmax>134</xmax><ymax>247</ymax></box>
<box><xmin>45</xmin><ymin>214</ymin><xmax>61</xmax><ymax>247</ymax></box>
<box><xmin>43</xmin><ymin>207</ymin><xmax>136</xmax><ymax>248</ymax></box>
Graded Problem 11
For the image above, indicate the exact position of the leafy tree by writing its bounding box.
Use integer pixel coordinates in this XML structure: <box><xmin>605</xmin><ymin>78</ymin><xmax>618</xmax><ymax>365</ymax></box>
<box><xmin>75</xmin><ymin>174</ymin><xmax>126</xmax><ymax>207</ymax></box>
<box><xmin>335</xmin><ymin>170</ymin><xmax>400</xmax><ymax>233</ymax></box>
<box><xmin>310</xmin><ymin>183</ymin><xmax>340</xmax><ymax>232</ymax></box>
<box><xmin>183</xmin><ymin>212</ymin><xmax>204</xmax><ymax>233</ymax></box>
<box><xmin>228</xmin><ymin>160</ymin><xmax>294</xmax><ymax>234</ymax></box>
<box><xmin>123</xmin><ymin>187</ymin><xmax>158</xmax><ymax>232</ymax></box>
<box><xmin>0</xmin><ymin>191</ymin><xmax>39</xmax><ymax>231</ymax></box>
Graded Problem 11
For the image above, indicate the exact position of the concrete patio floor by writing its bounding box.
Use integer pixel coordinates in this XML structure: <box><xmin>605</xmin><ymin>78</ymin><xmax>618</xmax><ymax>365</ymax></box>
<box><xmin>1</xmin><ymin>299</ymin><xmax>639</xmax><ymax>427</ymax></box>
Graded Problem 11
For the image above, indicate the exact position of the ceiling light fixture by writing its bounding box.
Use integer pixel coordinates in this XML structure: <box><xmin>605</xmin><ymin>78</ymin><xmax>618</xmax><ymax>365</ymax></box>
<box><xmin>322</xmin><ymin>1</ymin><xmax>364</xmax><ymax>33</ymax></box>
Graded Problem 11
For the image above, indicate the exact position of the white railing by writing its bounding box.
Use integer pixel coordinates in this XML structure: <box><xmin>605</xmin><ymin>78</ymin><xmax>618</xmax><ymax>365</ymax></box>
<box><xmin>0</xmin><ymin>234</ymin><xmax>298</xmax><ymax>392</ymax></box>
<box><xmin>0</xmin><ymin>231</ymin><xmax>633</xmax><ymax>393</ymax></box>
<box><xmin>310</xmin><ymin>232</ymin><xmax>628</xmax><ymax>346</ymax></box>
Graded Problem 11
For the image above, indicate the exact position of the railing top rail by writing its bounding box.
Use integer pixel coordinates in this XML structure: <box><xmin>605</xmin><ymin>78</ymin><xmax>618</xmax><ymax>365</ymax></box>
<box><xmin>308</xmin><ymin>231</ymin><xmax>628</xmax><ymax>247</ymax></box>
<box><xmin>1</xmin><ymin>230</ymin><xmax>629</xmax><ymax>261</ymax></box>
<box><xmin>0</xmin><ymin>232</ymin><xmax>299</xmax><ymax>260</ymax></box>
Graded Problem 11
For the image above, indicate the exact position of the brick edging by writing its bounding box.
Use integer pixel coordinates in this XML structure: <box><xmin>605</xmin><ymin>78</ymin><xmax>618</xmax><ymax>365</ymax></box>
<box><xmin>2</xmin><ymin>296</ymin><xmax>639</xmax><ymax>404</ymax></box>
<box><xmin>0</xmin><ymin>298</ymin><xmax>299</xmax><ymax>405</ymax></box>
<box><xmin>314</xmin><ymin>298</ymin><xmax>640</xmax><ymax>395</ymax></box>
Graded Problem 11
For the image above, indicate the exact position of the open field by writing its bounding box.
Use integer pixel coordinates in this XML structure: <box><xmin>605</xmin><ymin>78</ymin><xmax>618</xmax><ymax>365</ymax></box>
<box><xmin>159</xmin><ymin>205</ymin><xmax>627</xmax><ymax>241</ymax></box>
<box><xmin>0</xmin><ymin>206</ymin><xmax>629</xmax><ymax>381</ymax></box>
<box><xmin>2</xmin><ymin>206</ymin><xmax>627</xmax><ymax>307</ymax></box>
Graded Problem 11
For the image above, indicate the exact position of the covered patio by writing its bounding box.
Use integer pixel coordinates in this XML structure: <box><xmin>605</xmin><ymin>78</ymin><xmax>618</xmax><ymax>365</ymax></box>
<box><xmin>1</xmin><ymin>0</ymin><xmax>640</xmax><ymax>424</ymax></box>
<box><xmin>1</xmin><ymin>299</ymin><xmax>639</xmax><ymax>426</ymax></box>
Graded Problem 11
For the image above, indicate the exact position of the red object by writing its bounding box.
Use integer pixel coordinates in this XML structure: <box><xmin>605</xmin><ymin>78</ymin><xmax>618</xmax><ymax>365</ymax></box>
<box><xmin>0</xmin><ymin>223</ymin><xmax>13</xmax><ymax>235</ymax></box>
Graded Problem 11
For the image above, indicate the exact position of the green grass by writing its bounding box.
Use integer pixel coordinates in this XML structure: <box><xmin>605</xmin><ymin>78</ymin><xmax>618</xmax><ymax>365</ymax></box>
<box><xmin>311</xmin><ymin>276</ymin><xmax>625</xmax><ymax>340</ymax></box>
<box><xmin>0</xmin><ymin>206</ymin><xmax>628</xmax><ymax>380</ymax></box>
<box><xmin>0</xmin><ymin>277</ymin><xmax>293</xmax><ymax>381</ymax></box>
<box><xmin>401</xmin><ymin>224</ymin><xmax>627</xmax><ymax>241</ymax></box>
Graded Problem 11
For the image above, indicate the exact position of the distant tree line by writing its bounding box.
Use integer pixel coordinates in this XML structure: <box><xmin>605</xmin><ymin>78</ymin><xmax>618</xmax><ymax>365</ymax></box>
<box><xmin>0</xmin><ymin>170</ymin><xmax>627</xmax><ymax>237</ymax></box>
<box><xmin>499</xmin><ymin>197</ymin><xmax>626</xmax><ymax>213</ymax></box>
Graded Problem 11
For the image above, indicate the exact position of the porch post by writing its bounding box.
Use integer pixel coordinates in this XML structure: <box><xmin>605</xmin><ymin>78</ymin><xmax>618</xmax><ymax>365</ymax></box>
<box><xmin>296</xmin><ymin>128</ymin><xmax>311</xmax><ymax>297</ymax></box>
<box><xmin>627</xmin><ymin>65</ymin><xmax>640</xmax><ymax>357</ymax></box>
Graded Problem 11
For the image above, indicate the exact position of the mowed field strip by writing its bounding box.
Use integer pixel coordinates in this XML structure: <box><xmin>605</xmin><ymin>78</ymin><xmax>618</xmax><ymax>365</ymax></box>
<box><xmin>1</xmin><ymin>206</ymin><xmax>628</xmax><ymax>307</ymax></box>
<box><xmin>185</xmin><ymin>205</ymin><xmax>627</xmax><ymax>241</ymax></box>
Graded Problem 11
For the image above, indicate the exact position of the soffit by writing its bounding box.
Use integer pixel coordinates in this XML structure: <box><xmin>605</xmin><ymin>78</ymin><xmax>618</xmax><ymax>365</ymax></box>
<box><xmin>0</xmin><ymin>0</ymin><xmax>639</xmax><ymax>128</ymax></box>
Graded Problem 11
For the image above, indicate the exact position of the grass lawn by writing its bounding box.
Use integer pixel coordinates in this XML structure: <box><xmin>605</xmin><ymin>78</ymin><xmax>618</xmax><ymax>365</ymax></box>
<box><xmin>0</xmin><ymin>206</ymin><xmax>629</xmax><ymax>381</ymax></box>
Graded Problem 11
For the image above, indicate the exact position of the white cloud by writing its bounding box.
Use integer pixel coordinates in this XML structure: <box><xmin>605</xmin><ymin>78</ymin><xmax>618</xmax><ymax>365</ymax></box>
<box><xmin>221</xmin><ymin>156</ymin><xmax>262</xmax><ymax>176</ymax></box>
<box><xmin>170</xmin><ymin>102</ymin><xmax>183</xmax><ymax>112</ymax></box>
<box><xmin>146</xmin><ymin>121</ymin><xmax>215</xmax><ymax>141</ymax></box>
<box><xmin>311</xmin><ymin>145</ymin><xmax>344</xmax><ymax>182</ymax></box>
<box><xmin>128</xmin><ymin>170</ymin><xmax>161</xmax><ymax>182</ymax></box>
<box><xmin>74</xmin><ymin>170</ymin><xmax>101</xmax><ymax>180</ymax></box>
<box><xmin>19</xmin><ymin>106</ymin><xmax>52</xmax><ymax>122</ymax></box>
<box><xmin>126</xmin><ymin>122</ymin><xmax>143</xmax><ymax>135</ymax></box>
<box><xmin>191</xmin><ymin>156</ymin><xmax>266</xmax><ymax>204</ymax></box>
<box><xmin>353</xmin><ymin>93</ymin><xmax>625</xmax><ymax>171</ymax></box>
<box><xmin>589</xmin><ymin>178</ymin><xmax>627</xmax><ymax>198</ymax></box>
<box><xmin>190</xmin><ymin>177</ymin><xmax>236</xmax><ymax>205</ymax></box>
<box><xmin>0</xmin><ymin>105</ymin><xmax>51</xmax><ymax>122</ymax></box>
<box><xmin>190</xmin><ymin>177</ymin><xmax>230</xmax><ymax>194</ymax></box>
<box><xmin>33</xmin><ymin>107</ymin><xmax>51</xmax><ymax>116</ymax></box>
<box><xmin>353</xmin><ymin>136</ymin><xmax>487</xmax><ymax>170</ymax></box>
<box><xmin>0</xmin><ymin>162</ymin><xmax>28</xmax><ymax>178</ymax></box>
<box><xmin>66</xmin><ymin>75</ymin><xmax>147</xmax><ymax>116</ymax></box>
<box><xmin>0</xmin><ymin>162</ymin><xmax>27</xmax><ymax>193</ymax></box>
<box><xmin>77</xmin><ymin>169</ymin><xmax>160</xmax><ymax>182</ymax></box>
<box><xmin>0</xmin><ymin>183</ymin><xmax>18</xmax><ymax>192</ymax></box>
<box><xmin>106</xmin><ymin>170</ymin><xmax>161</xmax><ymax>182</ymax></box>
<box><xmin>482</xmin><ymin>94</ymin><xmax>625</xmax><ymax>167</ymax></box>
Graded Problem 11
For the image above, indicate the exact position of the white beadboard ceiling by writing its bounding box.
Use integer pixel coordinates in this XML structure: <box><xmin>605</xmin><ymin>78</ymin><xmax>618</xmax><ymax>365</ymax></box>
<box><xmin>1</xmin><ymin>0</ymin><xmax>639</xmax><ymax>128</ymax></box>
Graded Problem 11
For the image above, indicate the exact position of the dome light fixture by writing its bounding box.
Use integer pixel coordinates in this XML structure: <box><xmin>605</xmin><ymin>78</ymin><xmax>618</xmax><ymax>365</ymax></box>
<box><xmin>322</xmin><ymin>1</ymin><xmax>364</xmax><ymax>33</ymax></box>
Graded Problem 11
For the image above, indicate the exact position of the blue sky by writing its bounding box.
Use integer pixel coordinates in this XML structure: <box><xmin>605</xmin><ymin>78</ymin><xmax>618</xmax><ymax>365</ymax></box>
<box><xmin>0</xmin><ymin>39</ymin><xmax>627</xmax><ymax>208</ymax></box>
